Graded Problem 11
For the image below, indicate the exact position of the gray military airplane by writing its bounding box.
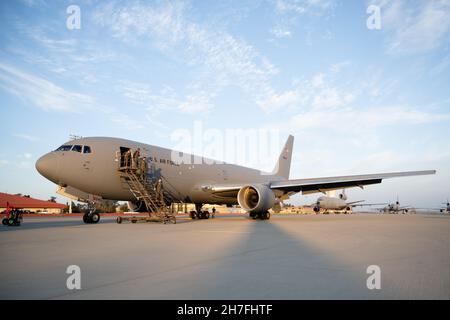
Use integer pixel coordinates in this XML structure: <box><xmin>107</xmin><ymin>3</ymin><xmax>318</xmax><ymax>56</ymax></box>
<box><xmin>418</xmin><ymin>201</ymin><xmax>450</xmax><ymax>214</ymax></box>
<box><xmin>440</xmin><ymin>201</ymin><xmax>450</xmax><ymax>213</ymax></box>
<box><xmin>35</xmin><ymin>135</ymin><xmax>436</xmax><ymax>223</ymax></box>
<box><xmin>379</xmin><ymin>198</ymin><xmax>412</xmax><ymax>214</ymax></box>
<box><xmin>312</xmin><ymin>190</ymin><xmax>385</xmax><ymax>214</ymax></box>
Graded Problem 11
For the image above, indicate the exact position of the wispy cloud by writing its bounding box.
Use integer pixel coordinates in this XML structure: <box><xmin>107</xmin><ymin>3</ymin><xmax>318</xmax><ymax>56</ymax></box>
<box><xmin>94</xmin><ymin>1</ymin><xmax>278</xmax><ymax>114</ymax></box>
<box><xmin>289</xmin><ymin>106</ymin><xmax>450</xmax><ymax>131</ymax></box>
<box><xmin>269</xmin><ymin>0</ymin><xmax>337</xmax><ymax>40</ymax></box>
<box><xmin>256</xmin><ymin>67</ymin><xmax>355</xmax><ymax>112</ymax></box>
<box><xmin>270</xmin><ymin>27</ymin><xmax>292</xmax><ymax>38</ymax></box>
<box><xmin>119</xmin><ymin>81</ymin><xmax>214</xmax><ymax>115</ymax></box>
<box><xmin>0</xmin><ymin>62</ymin><xmax>94</xmax><ymax>112</ymax></box>
<box><xmin>13</xmin><ymin>133</ymin><xmax>40</xmax><ymax>142</ymax></box>
<box><xmin>274</xmin><ymin>0</ymin><xmax>336</xmax><ymax>14</ymax></box>
<box><xmin>371</xmin><ymin>0</ymin><xmax>450</xmax><ymax>55</ymax></box>
<box><xmin>20</xmin><ymin>0</ymin><xmax>46</xmax><ymax>7</ymax></box>
<box><xmin>0</xmin><ymin>62</ymin><xmax>145</xmax><ymax>130</ymax></box>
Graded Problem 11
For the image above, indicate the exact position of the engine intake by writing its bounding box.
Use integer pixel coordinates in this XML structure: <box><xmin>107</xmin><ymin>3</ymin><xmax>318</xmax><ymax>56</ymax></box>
<box><xmin>237</xmin><ymin>184</ymin><xmax>275</xmax><ymax>214</ymax></box>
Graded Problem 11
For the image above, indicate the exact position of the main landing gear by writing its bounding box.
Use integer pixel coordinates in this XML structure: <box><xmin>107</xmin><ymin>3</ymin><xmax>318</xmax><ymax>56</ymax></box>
<box><xmin>250</xmin><ymin>211</ymin><xmax>271</xmax><ymax>220</ymax></box>
<box><xmin>189</xmin><ymin>204</ymin><xmax>211</xmax><ymax>220</ymax></box>
<box><xmin>83</xmin><ymin>211</ymin><xmax>100</xmax><ymax>224</ymax></box>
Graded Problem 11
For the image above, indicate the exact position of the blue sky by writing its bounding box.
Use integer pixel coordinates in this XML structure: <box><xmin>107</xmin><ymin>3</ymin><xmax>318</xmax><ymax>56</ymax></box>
<box><xmin>0</xmin><ymin>0</ymin><xmax>449</xmax><ymax>207</ymax></box>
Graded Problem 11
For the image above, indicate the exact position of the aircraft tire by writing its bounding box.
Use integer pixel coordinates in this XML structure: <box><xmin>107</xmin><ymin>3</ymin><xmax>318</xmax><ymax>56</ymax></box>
<box><xmin>8</xmin><ymin>218</ymin><xmax>15</xmax><ymax>226</ymax></box>
<box><xmin>2</xmin><ymin>218</ymin><xmax>7</xmax><ymax>225</ymax></box>
<box><xmin>83</xmin><ymin>213</ymin><xmax>91</xmax><ymax>224</ymax></box>
<box><xmin>90</xmin><ymin>213</ymin><xmax>100</xmax><ymax>224</ymax></box>
<box><xmin>116</xmin><ymin>216</ymin><xmax>122</xmax><ymax>224</ymax></box>
<box><xmin>203</xmin><ymin>211</ymin><xmax>210</xmax><ymax>219</ymax></box>
<box><xmin>264</xmin><ymin>211</ymin><xmax>271</xmax><ymax>220</ymax></box>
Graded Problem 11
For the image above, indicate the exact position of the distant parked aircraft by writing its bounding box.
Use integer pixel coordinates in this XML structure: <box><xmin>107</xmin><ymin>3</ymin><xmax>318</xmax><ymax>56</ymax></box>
<box><xmin>379</xmin><ymin>198</ymin><xmax>413</xmax><ymax>214</ymax></box>
<box><xmin>312</xmin><ymin>189</ymin><xmax>385</xmax><ymax>214</ymax></box>
<box><xmin>440</xmin><ymin>201</ymin><xmax>450</xmax><ymax>213</ymax></box>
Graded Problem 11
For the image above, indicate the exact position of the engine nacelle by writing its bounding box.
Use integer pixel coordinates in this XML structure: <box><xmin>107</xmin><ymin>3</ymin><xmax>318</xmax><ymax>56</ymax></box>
<box><xmin>237</xmin><ymin>184</ymin><xmax>275</xmax><ymax>214</ymax></box>
<box><xmin>127</xmin><ymin>200</ymin><xmax>148</xmax><ymax>212</ymax></box>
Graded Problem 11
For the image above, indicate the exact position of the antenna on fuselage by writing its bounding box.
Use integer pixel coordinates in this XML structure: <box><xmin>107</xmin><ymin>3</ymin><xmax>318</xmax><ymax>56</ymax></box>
<box><xmin>69</xmin><ymin>134</ymin><xmax>83</xmax><ymax>141</ymax></box>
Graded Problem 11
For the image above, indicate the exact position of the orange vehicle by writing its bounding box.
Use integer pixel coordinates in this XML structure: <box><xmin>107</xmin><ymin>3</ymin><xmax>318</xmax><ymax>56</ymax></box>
<box><xmin>2</xmin><ymin>202</ymin><xmax>23</xmax><ymax>226</ymax></box>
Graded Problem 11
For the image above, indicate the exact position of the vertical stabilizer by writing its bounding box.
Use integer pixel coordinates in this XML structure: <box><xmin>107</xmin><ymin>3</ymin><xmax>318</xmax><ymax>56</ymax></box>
<box><xmin>271</xmin><ymin>135</ymin><xmax>294</xmax><ymax>179</ymax></box>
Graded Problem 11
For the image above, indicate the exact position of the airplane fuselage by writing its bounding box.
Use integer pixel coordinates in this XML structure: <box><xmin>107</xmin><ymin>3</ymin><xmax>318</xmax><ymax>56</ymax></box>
<box><xmin>316</xmin><ymin>196</ymin><xmax>349</xmax><ymax>211</ymax></box>
<box><xmin>36</xmin><ymin>137</ymin><xmax>284</xmax><ymax>206</ymax></box>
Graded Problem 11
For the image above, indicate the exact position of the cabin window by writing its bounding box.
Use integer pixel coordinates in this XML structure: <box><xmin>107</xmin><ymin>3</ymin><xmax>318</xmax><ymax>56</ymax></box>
<box><xmin>83</xmin><ymin>146</ymin><xmax>92</xmax><ymax>154</ymax></box>
<box><xmin>72</xmin><ymin>145</ymin><xmax>82</xmax><ymax>153</ymax></box>
<box><xmin>55</xmin><ymin>145</ymin><xmax>72</xmax><ymax>152</ymax></box>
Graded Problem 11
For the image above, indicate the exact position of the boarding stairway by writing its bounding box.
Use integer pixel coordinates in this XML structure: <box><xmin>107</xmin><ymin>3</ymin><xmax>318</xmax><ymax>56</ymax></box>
<box><xmin>117</xmin><ymin>158</ymin><xmax>177</xmax><ymax>224</ymax></box>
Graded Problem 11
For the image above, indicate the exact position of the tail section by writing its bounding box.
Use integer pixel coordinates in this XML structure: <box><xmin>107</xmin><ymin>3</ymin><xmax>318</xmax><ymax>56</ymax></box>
<box><xmin>271</xmin><ymin>135</ymin><xmax>294</xmax><ymax>179</ymax></box>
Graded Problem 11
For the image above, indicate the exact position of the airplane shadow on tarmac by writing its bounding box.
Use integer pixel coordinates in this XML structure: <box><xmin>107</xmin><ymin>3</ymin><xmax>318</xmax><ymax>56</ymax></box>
<box><xmin>167</xmin><ymin>217</ymin><xmax>382</xmax><ymax>300</ymax></box>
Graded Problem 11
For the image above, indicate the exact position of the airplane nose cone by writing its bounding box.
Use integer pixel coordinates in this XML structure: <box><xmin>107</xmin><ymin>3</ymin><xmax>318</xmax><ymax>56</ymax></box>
<box><xmin>36</xmin><ymin>153</ymin><xmax>59</xmax><ymax>183</ymax></box>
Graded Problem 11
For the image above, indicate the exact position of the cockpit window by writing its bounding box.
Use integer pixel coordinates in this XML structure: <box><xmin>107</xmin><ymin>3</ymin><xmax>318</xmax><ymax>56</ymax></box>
<box><xmin>55</xmin><ymin>145</ymin><xmax>72</xmax><ymax>152</ymax></box>
<box><xmin>72</xmin><ymin>145</ymin><xmax>82</xmax><ymax>153</ymax></box>
<box><xmin>83</xmin><ymin>146</ymin><xmax>92</xmax><ymax>154</ymax></box>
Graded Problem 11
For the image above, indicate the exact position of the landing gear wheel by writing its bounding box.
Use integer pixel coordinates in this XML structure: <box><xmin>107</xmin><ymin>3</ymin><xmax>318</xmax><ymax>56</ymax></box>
<box><xmin>8</xmin><ymin>218</ymin><xmax>15</xmax><ymax>226</ymax></box>
<box><xmin>202</xmin><ymin>211</ymin><xmax>210</xmax><ymax>219</ymax></box>
<box><xmin>263</xmin><ymin>211</ymin><xmax>271</xmax><ymax>220</ymax></box>
<box><xmin>83</xmin><ymin>213</ymin><xmax>91</xmax><ymax>224</ymax></box>
<box><xmin>195</xmin><ymin>204</ymin><xmax>203</xmax><ymax>219</ymax></box>
<box><xmin>190</xmin><ymin>211</ymin><xmax>197</xmax><ymax>219</ymax></box>
<box><xmin>2</xmin><ymin>218</ymin><xmax>7</xmax><ymax>225</ymax></box>
<box><xmin>116</xmin><ymin>216</ymin><xmax>123</xmax><ymax>224</ymax></box>
<box><xmin>90</xmin><ymin>213</ymin><xmax>100</xmax><ymax>224</ymax></box>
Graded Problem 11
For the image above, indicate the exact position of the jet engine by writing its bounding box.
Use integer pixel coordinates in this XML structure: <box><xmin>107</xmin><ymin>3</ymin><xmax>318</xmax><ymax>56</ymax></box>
<box><xmin>127</xmin><ymin>200</ymin><xmax>148</xmax><ymax>212</ymax></box>
<box><xmin>237</xmin><ymin>184</ymin><xmax>275</xmax><ymax>214</ymax></box>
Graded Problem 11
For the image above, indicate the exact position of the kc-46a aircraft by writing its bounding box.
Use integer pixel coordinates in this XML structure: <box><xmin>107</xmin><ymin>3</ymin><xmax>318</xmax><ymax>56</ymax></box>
<box><xmin>36</xmin><ymin>135</ymin><xmax>436</xmax><ymax>222</ymax></box>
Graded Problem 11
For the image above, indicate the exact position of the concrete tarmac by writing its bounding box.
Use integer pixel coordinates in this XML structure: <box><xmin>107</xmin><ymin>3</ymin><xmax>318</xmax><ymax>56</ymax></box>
<box><xmin>1</xmin><ymin>213</ymin><xmax>450</xmax><ymax>299</ymax></box>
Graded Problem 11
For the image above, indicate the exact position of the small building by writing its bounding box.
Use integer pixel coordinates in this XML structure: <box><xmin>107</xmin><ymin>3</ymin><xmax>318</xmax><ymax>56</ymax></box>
<box><xmin>0</xmin><ymin>192</ymin><xmax>66</xmax><ymax>214</ymax></box>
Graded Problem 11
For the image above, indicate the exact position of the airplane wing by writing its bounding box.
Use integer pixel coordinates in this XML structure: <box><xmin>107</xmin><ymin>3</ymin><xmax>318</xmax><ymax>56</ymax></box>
<box><xmin>205</xmin><ymin>170</ymin><xmax>436</xmax><ymax>197</ymax></box>
<box><xmin>346</xmin><ymin>200</ymin><xmax>365</xmax><ymax>205</ymax></box>
<box><xmin>350</xmin><ymin>202</ymin><xmax>387</xmax><ymax>207</ymax></box>
<box><xmin>269</xmin><ymin>170</ymin><xmax>435</xmax><ymax>195</ymax></box>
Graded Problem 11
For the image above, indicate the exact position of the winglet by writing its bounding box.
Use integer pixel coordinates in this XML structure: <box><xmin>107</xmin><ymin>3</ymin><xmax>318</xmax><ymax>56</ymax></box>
<box><xmin>271</xmin><ymin>135</ymin><xmax>294</xmax><ymax>179</ymax></box>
